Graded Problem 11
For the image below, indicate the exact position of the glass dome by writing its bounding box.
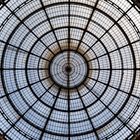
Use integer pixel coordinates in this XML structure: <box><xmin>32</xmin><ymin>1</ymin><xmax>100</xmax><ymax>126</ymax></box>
<box><xmin>0</xmin><ymin>0</ymin><xmax>140</xmax><ymax>139</ymax></box>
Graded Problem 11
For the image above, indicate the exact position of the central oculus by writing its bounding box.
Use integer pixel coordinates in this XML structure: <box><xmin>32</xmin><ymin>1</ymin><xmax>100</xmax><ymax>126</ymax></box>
<box><xmin>65</xmin><ymin>66</ymin><xmax>72</xmax><ymax>73</ymax></box>
<box><xmin>49</xmin><ymin>50</ymin><xmax>88</xmax><ymax>89</ymax></box>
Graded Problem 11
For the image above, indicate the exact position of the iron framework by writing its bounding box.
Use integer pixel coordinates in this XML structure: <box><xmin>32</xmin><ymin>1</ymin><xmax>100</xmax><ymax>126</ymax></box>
<box><xmin>0</xmin><ymin>0</ymin><xmax>140</xmax><ymax>140</ymax></box>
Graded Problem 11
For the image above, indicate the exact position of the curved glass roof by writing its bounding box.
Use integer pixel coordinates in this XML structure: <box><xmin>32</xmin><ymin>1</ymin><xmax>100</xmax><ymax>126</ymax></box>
<box><xmin>0</xmin><ymin>0</ymin><xmax>140</xmax><ymax>140</ymax></box>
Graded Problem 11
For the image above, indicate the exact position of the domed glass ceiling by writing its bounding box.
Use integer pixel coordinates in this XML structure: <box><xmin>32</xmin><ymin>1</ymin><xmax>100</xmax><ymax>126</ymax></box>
<box><xmin>0</xmin><ymin>0</ymin><xmax>140</xmax><ymax>140</ymax></box>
